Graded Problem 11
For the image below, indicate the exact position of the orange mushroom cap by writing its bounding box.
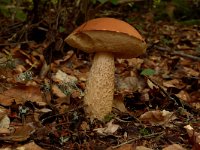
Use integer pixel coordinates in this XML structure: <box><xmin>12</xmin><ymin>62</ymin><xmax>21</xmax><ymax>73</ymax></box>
<box><xmin>65</xmin><ymin>17</ymin><xmax>147</xmax><ymax>58</ymax></box>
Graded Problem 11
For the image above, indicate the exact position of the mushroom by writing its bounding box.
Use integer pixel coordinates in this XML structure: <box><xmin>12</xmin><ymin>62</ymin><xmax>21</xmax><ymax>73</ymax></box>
<box><xmin>65</xmin><ymin>18</ymin><xmax>147</xmax><ymax>120</ymax></box>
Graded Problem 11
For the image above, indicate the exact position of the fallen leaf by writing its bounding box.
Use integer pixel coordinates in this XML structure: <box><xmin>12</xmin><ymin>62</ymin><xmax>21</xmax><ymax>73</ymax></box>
<box><xmin>0</xmin><ymin>85</ymin><xmax>45</xmax><ymax>106</ymax></box>
<box><xmin>54</xmin><ymin>50</ymin><xmax>74</xmax><ymax>65</ymax></box>
<box><xmin>38</xmin><ymin>108</ymin><xmax>52</xmax><ymax>113</ymax></box>
<box><xmin>94</xmin><ymin>120</ymin><xmax>119</xmax><ymax>135</ymax></box>
<box><xmin>0</xmin><ymin>115</ymin><xmax>10</xmax><ymax>129</ymax></box>
<box><xmin>183</xmin><ymin>67</ymin><xmax>199</xmax><ymax>77</ymax></box>
<box><xmin>0</xmin><ymin>123</ymin><xmax>35</xmax><ymax>142</ymax></box>
<box><xmin>52</xmin><ymin>84</ymin><xmax>66</xmax><ymax>98</ymax></box>
<box><xmin>175</xmin><ymin>90</ymin><xmax>190</xmax><ymax>102</ymax></box>
<box><xmin>184</xmin><ymin>125</ymin><xmax>200</xmax><ymax>150</ymax></box>
<box><xmin>176</xmin><ymin>90</ymin><xmax>200</xmax><ymax>109</ymax></box>
<box><xmin>162</xmin><ymin>144</ymin><xmax>186</xmax><ymax>150</ymax></box>
<box><xmin>141</xmin><ymin>69</ymin><xmax>156</xmax><ymax>76</ymax></box>
<box><xmin>52</xmin><ymin>70</ymin><xmax>83</xmax><ymax>97</ymax></box>
<box><xmin>0</xmin><ymin>128</ymin><xmax>10</xmax><ymax>134</ymax></box>
<box><xmin>52</xmin><ymin>69</ymin><xmax>77</xmax><ymax>83</ymax></box>
<box><xmin>147</xmin><ymin>79</ymin><xmax>159</xmax><ymax>90</ymax></box>
<box><xmin>114</xmin><ymin>144</ymin><xmax>135</xmax><ymax>150</ymax></box>
<box><xmin>0</xmin><ymin>107</ymin><xmax>7</xmax><ymax>120</ymax></box>
<box><xmin>0</xmin><ymin>107</ymin><xmax>10</xmax><ymax>133</ymax></box>
<box><xmin>139</xmin><ymin>110</ymin><xmax>176</xmax><ymax>126</ymax></box>
<box><xmin>16</xmin><ymin>141</ymin><xmax>44</xmax><ymax>150</ymax></box>
<box><xmin>136</xmin><ymin>146</ymin><xmax>153</xmax><ymax>150</ymax></box>
<box><xmin>127</xmin><ymin>58</ymin><xmax>144</xmax><ymax>69</ymax></box>
<box><xmin>113</xmin><ymin>94</ymin><xmax>128</xmax><ymax>113</ymax></box>
<box><xmin>0</xmin><ymin>148</ymin><xmax>11</xmax><ymax>150</ymax></box>
<box><xmin>80</xmin><ymin>121</ymin><xmax>90</xmax><ymax>131</ymax></box>
<box><xmin>163</xmin><ymin>79</ymin><xmax>185</xmax><ymax>89</ymax></box>
<box><xmin>116</xmin><ymin>76</ymin><xmax>140</xmax><ymax>93</ymax></box>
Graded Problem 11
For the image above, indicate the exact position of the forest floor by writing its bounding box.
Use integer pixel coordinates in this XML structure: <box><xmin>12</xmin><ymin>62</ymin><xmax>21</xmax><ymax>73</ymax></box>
<box><xmin>0</xmin><ymin>4</ymin><xmax>200</xmax><ymax>150</ymax></box>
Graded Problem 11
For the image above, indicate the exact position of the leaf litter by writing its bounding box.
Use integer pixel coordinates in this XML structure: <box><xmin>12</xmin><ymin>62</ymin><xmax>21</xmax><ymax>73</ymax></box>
<box><xmin>0</xmin><ymin>6</ymin><xmax>200</xmax><ymax>150</ymax></box>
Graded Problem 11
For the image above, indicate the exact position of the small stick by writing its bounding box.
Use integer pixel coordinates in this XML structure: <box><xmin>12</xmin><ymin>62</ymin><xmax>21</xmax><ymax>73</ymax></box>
<box><xmin>154</xmin><ymin>45</ymin><xmax>200</xmax><ymax>61</ymax></box>
<box><xmin>112</xmin><ymin>131</ymin><xmax>164</xmax><ymax>149</ymax></box>
<box><xmin>0</xmin><ymin>41</ymin><xmax>34</xmax><ymax>46</ymax></box>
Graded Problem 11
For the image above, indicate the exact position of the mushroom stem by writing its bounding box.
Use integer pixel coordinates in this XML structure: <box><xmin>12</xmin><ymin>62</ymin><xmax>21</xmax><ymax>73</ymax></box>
<box><xmin>84</xmin><ymin>52</ymin><xmax>115</xmax><ymax>120</ymax></box>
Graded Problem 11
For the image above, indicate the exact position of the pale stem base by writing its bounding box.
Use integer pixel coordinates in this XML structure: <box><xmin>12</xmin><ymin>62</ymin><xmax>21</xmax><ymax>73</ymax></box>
<box><xmin>84</xmin><ymin>52</ymin><xmax>115</xmax><ymax>120</ymax></box>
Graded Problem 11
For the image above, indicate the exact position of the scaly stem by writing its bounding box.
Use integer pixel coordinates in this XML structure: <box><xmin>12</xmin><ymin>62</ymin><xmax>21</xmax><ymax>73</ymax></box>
<box><xmin>84</xmin><ymin>52</ymin><xmax>115</xmax><ymax>120</ymax></box>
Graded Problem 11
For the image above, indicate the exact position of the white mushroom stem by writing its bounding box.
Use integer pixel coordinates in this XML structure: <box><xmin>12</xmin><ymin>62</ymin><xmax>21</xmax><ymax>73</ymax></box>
<box><xmin>84</xmin><ymin>52</ymin><xmax>115</xmax><ymax>120</ymax></box>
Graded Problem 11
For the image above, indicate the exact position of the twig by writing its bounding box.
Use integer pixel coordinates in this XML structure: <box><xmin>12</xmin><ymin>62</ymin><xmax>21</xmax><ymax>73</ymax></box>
<box><xmin>172</xmin><ymin>50</ymin><xmax>200</xmax><ymax>61</ymax></box>
<box><xmin>146</xmin><ymin>76</ymin><xmax>182</xmax><ymax>106</ymax></box>
<box><xmin>112</xmin><ymin>131</ymin><xmax>164</xmax><ymax>149</ymax></box>
<box><xmin>147</xmin><ymin>77</ymin><xmax>200</xmax><ymax>115</ymax></box>
<box><xmin>40</xmin><ymin>105</ymin><xmax>85</xmax><ymax>124</ymax></box>
<box><xmin>115</xmin><ymin>117</ymin><xmax>132</xmax><ymax>123</ymax></box>
<box><xmin>154</xmin><ymin>45</ymin><xmax>200</xmax><ymax>61</ymax></box>
<box><xmin>36</xmin><ymin>142</ymin><xmax>63</xmax><ymax>150</ymax></box>
<box><xmin>0</xmin><ymin>41</ymin><xmax>34</xmax><ymax>46</ymax></box>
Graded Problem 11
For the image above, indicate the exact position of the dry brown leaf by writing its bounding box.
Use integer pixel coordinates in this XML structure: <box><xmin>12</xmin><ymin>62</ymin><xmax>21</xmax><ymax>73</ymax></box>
<box><xmin>127</xmin><ymin>58</ymin><xmax>144</xmax><ymax>69</ymax></box>
<box><xmin>191</xmin><ymin>91</ymin><xmax>200</xmax><ymax>103</ymax></box>
<box><xmin>0</xmin><ymin>68</ymin><xmax>16</xmax><ymax>83</ymax></box>
<box><xmin>175</xmin><ymin>90</ymin><xmax>190</xmax><ymax>102</ymax></box>
<box><xmin>80</xmin><ymin>121</ymin><xmax>90</xmax><ymax>131</ymax></box>
<box><xmin>113</xmin><ymin>94</ymin><xmax>128</xmax><ymax>113</ymax></box>
<box><xmin>0</xmin><ymin>52</ymin><xmax>7</xmax><ymax>64</ymax></box>
<box><xmin>162</xmin><ymin>144</ymin><xmax>186</xmax><ymax>150</ymax></box>
<box><xmin>0</xmin><ymin>115</ymin><xmax>10</xmax><ymax>129</ymax></box>
<box><xmin>0</xmin><ymin>124</ymin><xmax>35</xmax><ymax>142</ymax></box>
<box><xmin>163</xmin><ymin>79</ymin><xmax>185</xmax><ymax>89</ymax></box>
<box><xmin>147</xmin><ymin>79</ymin><xmax>159</xmax><ymax>90</ymax></box>
<box><xmin>52</xmin><ymin>70</ymin><xmax>83</xmax><ymax>98</ymax></box>
<box><xmin>177</xmin><ymin>44</ymin><xmax>191</xmax><ymax>50</ymax></box>
<box><xmin>0</xmin><ymin>85</ymin><xmax>45</xmax><ymax>106</ymax></box>
<box><xmin>71</xmin><ymin>90</ymin><xmax>82</xmax><ymax>98</ymax></box>
<box><xmin>0</xmin><ymin>128</ymin><xmax>10</xmax><ymax>134</ymax></box>
<box><xmin>140</xmin><ymin>110</ymin><xmax>176</xmax><ymax>126</ymax></box>
<box><xmin>183</xmin><ymin>67</ymin><xmax>199</xmax><ymax>77</ymax></box>
<box><xmin>52</xmin><ymin>84</ymin><xmax>66</xmax><ymax>98</ymax></box>
<box><xmin>116</xmin><ymin>76</ymin><xmax>141</xmax><ymax>93</ymax></box>
<box><xmin>52</xmin><ymin>70</ymin><xmax>77</xmax><ymax>83</ymax></box>
<box><xmin>58</xmin><ymin>104</ymin><xmax>70</xmax><ymax>114</ymax></box>
<box><xmin>0</xmin><ymin>108</ymin><xmax>10</xmax><ymax>134</ymax></box>
<box><xmin>107</xmin><ymin>144</ymin><xmax>153</xmax><ymax>150</ymax></box>
<box><xmin>54</xmin><ymin>50</ymin><xmax>74</xmax><ymax>65</ymax></box>
<box><xmin>113</xmin><ymin>144</ymin><xmax>135</xmax><ymax>150</ymax></box>
<box><xmin>0</xmin><ymin>107</ymin><xmax>7</xmax><ymax>120</ymax></box>
<box><xmin>30</xmin><ymin>50</ymin><xmax>44</xmax><ymax>68</ymax></box>
<box><xmin>184</xmin><ymin>125</ymin><xmax>200</xmax><ymax>150</ymax></box>
<box><xmin>136</xmin><ymin>146</ymin><xmax>153</xmax><ymax>150</ymax></box>
<box><xmin>14</xmin><ymin>65</ymin><xmax>26</xmax><ymax>74</ymax></box>
<box><xmin>39</xmin><ymin>61</ymin><xmax>50</xmax><ymax>78</ymax></box>
<box><xmin>176</xmin><ymin>90</ymin><xmax>200</xmax><ymax>109</ymax></box>
<box><xmin>74</xmin><ymin>71</ymin><xmax>88</xmax><ymax>82</ymax></box>
<box><xmin>0</xmin><ymin>148</ymin><xmax>11</xmax><ymax>150</ymax></box>
<box><xmin>94</xmin><ymin>120</ymin><xmax>119</xmax><ymax>135</ymax></box>
<box><xmin>16</xmin><ymin>141</ymin><xmax>44</xmax><ymax>150</ymax></box>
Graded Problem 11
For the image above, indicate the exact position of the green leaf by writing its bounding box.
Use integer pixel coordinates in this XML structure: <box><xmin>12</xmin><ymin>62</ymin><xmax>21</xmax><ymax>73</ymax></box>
<box><xmin>90</xmin><ymin>0</ymin><xmax>97</xmax><ymax>4</ymax></box>
<box><xmin>104</xmin><ymin>113</ymin><xmax>114</xmax><ymax>122</ymax></box>
<box><xmin>110</xmin><ymin>0</ymin><xmax>119</xmax><ymax>5</ymax></box>
<box><xmin>15</xmin><ymin>9</ymin><xmax>27</xmax><ymax>21</ymax></box>
<box><xmin>97</xmin><ymin>0</ymin><xmax>119</xmax><ymax>4</ymax></box>
<box><xmin>59</xmin><ymin>26</ymin><xmax>65</xmax><ymax>33</ymax></box>
<box><xmin>51</xmin><ymin>0</ymin><xmax>58</xmax><ymax>5</ymax></box>
<box><xmin>98</xmin><ymin>0</ymin><xmax>108</xmax><ymax>4</ymax></box>
<box><xmin>140</xmin><ymin>69</ymin><xmax>155</xmax><ymax>76</ymax></box>
<box><xmin>0</xmin><ymin>5</ymin><xmax>10</xmax><ymax>17</ymax></box>
<box><xmin>139</xmin><ymin>128</ymin><xmax>150</xmax><ymax>136</ymax></box>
